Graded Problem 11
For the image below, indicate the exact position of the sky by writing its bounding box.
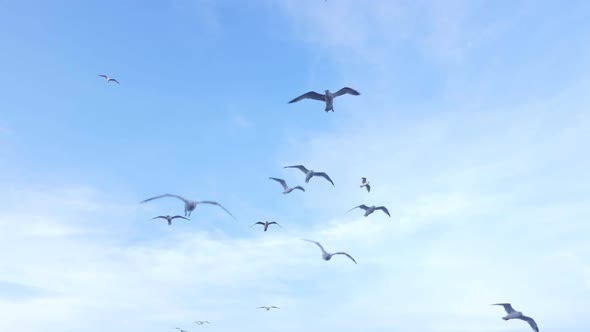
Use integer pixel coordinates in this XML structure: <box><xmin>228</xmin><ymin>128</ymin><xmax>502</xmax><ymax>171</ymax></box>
<box><xmin>0</xmin><ymin>0</ymin><xmax>589</xmax><ymax>331</ymax></box>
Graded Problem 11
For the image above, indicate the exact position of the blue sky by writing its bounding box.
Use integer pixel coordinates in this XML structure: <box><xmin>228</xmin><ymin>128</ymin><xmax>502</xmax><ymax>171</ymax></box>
<box><xmin>1</xmin><ymin>0</ymin><xmax>589</xmax><ymax>331</ymax></box>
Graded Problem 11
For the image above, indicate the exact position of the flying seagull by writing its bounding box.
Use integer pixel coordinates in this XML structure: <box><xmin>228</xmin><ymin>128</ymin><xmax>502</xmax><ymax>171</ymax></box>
<box><xmin>174</xmin><ymin>328</ymin><xmax>188</xmax><ymax>332</ymax></box>
<box><xmin>302</xmin><ymin>239</ymin><xmax>357</xmax><ymax>264</ymax></box>
<box><xmin>151</xmin><ymin>215</ymin><xmax>190</xmax><ymax>225</ymax></box>
<box><xmin>492</xmin><ymin>303</ymin><xmax>539</xmax><ymax>332</ymax></box>
<box><xmin>194</xmin><ymin>321</ymin><xmax>210</xmax><ymax>325</ymax></box>
<box><xmin>288</xmin><ymin>87</ymin><xmax>360</xmax><ymax>112</ymax></box>
<box><xmin>250</xmin><ymin>221</ymin><xmax>283</xmax><ymax>232</ymax></box>
<box><xmin>348</xmin><ymin>204</ymin><xmax>390</xmax><ymax>217</ymax></box>
<box><xmin>98</xmin><ymin>74</ymin><xmax>119</xmax><ymax>84</ymax></box>
<box><xmin>258</xmin><ymin>306</ymin><xmax>279</xmax><ymax>311</ymax></box>
<box><xmin>360</xmin><ymin>177</ymin><xmax>371</xmax><ymax>192</ymax></box>
<box><xmin>269</xmin><ymin>177</ymin><xmax>305</xmax><ymax>194</ymax></box>
<box><xmin>284</xmin><ymin>165</ymin><xmax>334</xmax><ymax>186</ymax></box>
<box><xmin>140</xmin><ymin>194</ymin><xmax>236</xmax><ymax>220</ymax></box>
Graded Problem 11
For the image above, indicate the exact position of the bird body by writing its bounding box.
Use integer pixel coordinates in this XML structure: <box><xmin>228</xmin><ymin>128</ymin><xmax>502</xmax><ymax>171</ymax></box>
<box><xmin>98</xmin><ymin>74</ymin><xmax>119</xmax><ymax>84</ymax></box>
<box><xmin>269</xmin><ymin>177</ymin><xmax>305</xmax><ymax>194</ymax></box>
<box><xmin>288</xmin><ymin>87</ymin><xmax>360</xmax><ymax>112</ymax></box>
<box><xmin>251</xmin><ymin>221</ymin><xmax>282</xmax><ymax>232</ymax></box>
<box><xmin>348</xmin><ymin>204</ymin><xmax>390</xmax><ymax>217</ymax></box>
<box><xmin>302</xmin><ymin>239</ymin><xmax>357</xmax><ymax>264</ymax></box>
<box><xmin>360</xmin><ymin>177</ymin><xmax>371</xmax><ymax>192</ymax></box>
<box><xmin>151</xmin><ymin>215</ymin><xmax>189</xmax><ymax>225</ymax></box>
<box><xmin>258</xmin><ymin>306</ymin><xmax>279</xmax><ymax>311</ymax></box>
<box><xmin>492</xmin><ymin>303</ymin><xmax>539</xmax><ymax>332</ymax></box>
<box><xmin>284</xmin><ymin>165</ymin><xmax>334</xmax><ymax>186</ymax></box>
<box><xmin>140</xmin><ymin>194</ymin><xmax>236</xmax><ymax>220</ymax></box>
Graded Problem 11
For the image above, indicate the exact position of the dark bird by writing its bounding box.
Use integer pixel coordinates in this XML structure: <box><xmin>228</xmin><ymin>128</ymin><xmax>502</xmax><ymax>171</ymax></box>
<box><xmin>98</xmin><ymin>74</ymin><xmax>119</xmax><ymax>84</ymax></box>
<box><xmin>193</xmin><ymin>321</ymin><xmax>209</xmax><ymax>325</ymax></box>
<box><xmin>174</xmin><ymin>328</ymin><xmax>188</xmax><ymax>332</ymax></box>
<box><xmin>284</xmin><ymin>165</ymin><xmax>334</xmax><ymax>186</ymax></box>
<box><xmin>258</xmin><ymin>306</ymin><xmax>279</xmax><ymax>311</ymax></box>
<box><xmin>492</xmin><ymin>303</ymin><xmax>539</xmax><ymax>332</ymax></box>
<box><xmin>250</xmin><ymin>221</ymin><xmax>283</xmax><ymax>232</ymax></box>
<box><xmin>348</xmin><ymin>204</ymin><xmax>390</xmax><ymax>217</ymax></box>
<box><xmin>360</xmin><ymin>177</ymin><xmax>371</xmax><ymax>192</ymax></box>
<box><xmin>269</xmin><ymin>177</ymin><xmax>305</xmax><ymax>194</ymax></box>
<box><xmin>288</xmin><ymin>87</ymin><xmax>360</xmax><ymax>112</ymax></box>
<box><xmin>302</xmin><ymin>239</ymin><xmax>357</xmax><ymax>264</ymax></box>
<box><xmin>140</xmin><ymin>194</ymin><xmax>236</xmax><ymax>220</ymax></box>
<box><xmin>151</xmin><ymin>215</ymin><xmax>190</xmax><ymax>225</ymax></box>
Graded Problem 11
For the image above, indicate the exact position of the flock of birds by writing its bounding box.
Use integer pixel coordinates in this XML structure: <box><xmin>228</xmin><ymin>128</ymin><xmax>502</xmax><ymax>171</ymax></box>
<box><xmin>98</xmin><ymin>65</ymin><xmax>540</xmax><ymax>332</ymax></box>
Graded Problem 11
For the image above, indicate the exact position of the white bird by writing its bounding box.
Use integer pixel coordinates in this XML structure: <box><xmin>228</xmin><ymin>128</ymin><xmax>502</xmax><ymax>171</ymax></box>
<box><xmin>348</xmin><ymin>204</ymin><xmax>390</xmax><ymax>217</ymax></box>
<box><xmin>360</xmin><ymin>177</ymin><xmax>371</xmax><ymax>192</ymax></box>
<box><xmin>258</xmin><ymin>306</ymin><xmax>279</xmax><ymax>311</ymax></box>
<box><xmin>284</xmin><ymin>165</ymin><xmax>334</xmax><ymax>186</ymax></box>
<box><xmin>250</xmin><ymin>221</ymin><xmax>283</xmax><ymax>232</ymax></box>
<box><xmin>302</xmin><ymin>239</ymin><xmax>357</xmax><ymax>264</ymax></box>
<box><xmin>492</xmin><ymin>303</ymin><xmax>539</xmax><ymax>332</ymax></box>
<box><xmin>151</xmin><ymin>215</ymin><xmax>190</xmax><ymax>225</ymax></box>
<box><xmin>98</xmin><ymin>74</ymin><xmax>119</xmax><ymax>84</ymax></box>
<box><xmin>269</xmin><ymin>177</ymin><xmax>305</xmax><ymax>194</ymax></box>
<box><xmin>288</xmin><ymin>87</ymin><xmax>360</xmax><ymax>112</ymax></box>
<box><xmin>140</xmin><ymin>194</ymin><xmax>236</xmax><ymax>220</ymax></box>
<box><xmin>193</xmin><ymin>321</ymin><xmax>209</xmax><ymax>325</ymax></box>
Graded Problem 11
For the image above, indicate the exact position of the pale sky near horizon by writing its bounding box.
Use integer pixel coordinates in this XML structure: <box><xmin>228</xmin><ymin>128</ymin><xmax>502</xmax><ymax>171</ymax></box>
<box><xmin>0</xmin><ymin>1</ymin><xmax>589</xmax><ymax>331</ymax></box>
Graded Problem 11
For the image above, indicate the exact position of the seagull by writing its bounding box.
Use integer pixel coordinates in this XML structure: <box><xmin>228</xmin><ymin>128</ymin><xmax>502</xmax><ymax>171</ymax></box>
<box><xmin>151</xmin><ymin>215</ymin><xmax>190</xmax><ymax>225</ymax></box>
<box><xmin>258</xmin><ymin>306</ymin><xmax>279</xmax><ymax>311</ymax></box>
<box><xmin>269</xmin><ymin>177</ymin><xmax>305</xmax><ymax>194</ymax></box>
<box><xmin>194</xmin><ymin>321</ymin><xmax>209</xmax><ymax>325</ymax></box>
<box><xmin>140</xmin><ymin>194</ymin><xmax>236</xmax><ymax>220</ymax></box>
<box><xmin>492</xmin><ymin>303</ymin><xmax>539</xmax><ymax>332</ymax></box>
<box><xmin>360</xmin><ymin>177</ymin><xmax>371</xmax><ymax>192</ymax></box>
<box><xmin>288</xmin><ymin>87</ymin><xmax>360</xmax><ymax>112</ymax></box>
<box><xmin>250</xmin><ymin>221</ymin><xmax>283</xmax><ymax>232</ymax></box>
<box><xmin>284</xmin><ymin>165</ymin><xmax>334</xmax><ymax>186</ymax></box>
<box><xmin>348</xmin><ymin>204</ymin><xmax>390</xmax><ymax>217</ymax></box>
<box><xmin>98</xmin><ymin>74</ymin><xmax>119</xmax><ymax>84</ymax></box>
<box><xmin>302</xmin><ymin>239</ymin><xmax>357</xmax><ymax>264</ymax></box>
<box><xmin>174</xmin><ymin>328</ymin><xmax>188</xmax><ymax>332</ymax></box>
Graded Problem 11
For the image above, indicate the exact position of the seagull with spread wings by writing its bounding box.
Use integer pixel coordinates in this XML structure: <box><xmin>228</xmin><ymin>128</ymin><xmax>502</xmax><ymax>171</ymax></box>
<box><xmin>140</xmin><ymin>194</ymin><xmax>236</xmax><ymax>220</ymax></box>
<box><xmin>302</xmin><ymin>239</ymin><xmax>357</xmax><ymax>264</ymax></box>
<box><xmin>288</xmin><ymin>87</ymin><xmax>360</xmax><ymax>112</ymax></box>
<box><xmin>284</xmin><ymin>165</ymin><xmax>334</xmax><ymax>186</ymax></box>
<box><xmin>193</xmin><ymin>321</ymin><xmax>209</xmax><ymax>325</ymax></box>
<box><xmin>251</xmin><ymin>221</ymin><xmax>283</xmax><ymax>232</ymax></box>
<box><xmin>492</xmin><ymin>303</ymin><xmax>539</xmax><ymax>332</ymax></box>
<box><xmin>174</xmin><ymin>328</ymin><xmax>188</xmax><ymax>332</ymax></box>
<box><xmin>98</xmin><ymin>74</ymin><xmax>119</xmax><ymax>84</ymax></box>
<box><xmin>348</xmin><ymin>204</ymin><xmax>390</xmax><ymax>217</ymax></box>
<box><xmin>151</xmin><ymin>215</ymin><xmax>190</xmax><ymax>225</ymax></box>
<box><xmin>268</xmin><ymin>177</ymin><xmax>305</xmax><ymax>194</ymax></box>
<box><xmin>360</xmin><ymin>177</ymin><xmax>371</xmax><ymax>192</ymax></box>
<box><xmin>258</xmin><ymin>306</ymin><xmax>279</xmax><ymax>311</ymax></box>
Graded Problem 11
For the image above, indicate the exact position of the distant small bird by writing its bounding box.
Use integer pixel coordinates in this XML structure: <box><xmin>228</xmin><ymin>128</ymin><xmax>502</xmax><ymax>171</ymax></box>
<box><xmin>194</xmin><ymin>321</ymin><xmax>209</xmax><ymax>325</ymax></box>
<box><xmin>98</xmin><ymin>74</ymin><xmax>119</xmax><ymax>84</ymax></box>
<box><xmin>250</xmin><ymin>221</ymin><xmax>283</xmax><ymax>232</ymax></box>
<box><xmin>269</xmin><ymin>177</ymin><xmax>305</xmax><ymax>194</ymax></box>
<box><xmin>284</xmin><ymin>165</ymin><xmax>334</xmax><ymax>186</ymax></box>
<box><xmin>140</xmin><ymin>194</ymin><xmax>236</xmax><ymax>220</ymax></box>
<box><xmin>348</xmin><ymin>204</ymin><xmax>390</xmax><ymax>217</ymax></box>
<box><xmin>151</xmin><ymin>215</ymin><xmax>190</xmax><ymax>225</ymax></box>
<box><xmin>302</xmin><ymin>239</ymin><xmax>357</xmax><ymax>264</ymax></box>
<box><xmin>360</xmin><ymin>177</ymin><xmax>371</xmax><ymax>192</ymax></box>
<box><xmin>175</xmin><ymin>328</ymin><xmax>188</xmax><ymax>332</ymax></box>
<box><xmin>258</xmin><ymin>306</ymin><xmax>279</xmax><ymax>311</ymax></box>
<box><xmin>288</xmin><ymin>87</ymin><xmax>360</xmax><ymax>112</ymax></box>
<box><xmin>492</xmin><ymin>303</ymin><xmax>539</xmax><ymax>332</ymax></box>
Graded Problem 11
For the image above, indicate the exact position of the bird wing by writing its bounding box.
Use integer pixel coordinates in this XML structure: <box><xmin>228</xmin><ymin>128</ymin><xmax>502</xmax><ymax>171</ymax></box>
<box><xmin>334</xmin><ymin>252</ymin><xmax>357</xmax><ymax>264</ymax></box>
<box><xmin>348</xmin><ymin>204</ymin><xmax>369</xmax><ymax>212</ymax></box>
<box><xmin>366</xmin><ymin>184</ymin><xmax>371</xmax><ymax>192</ymax></box>
<box><xmin>288</xmin><ymin>91</ymin><xmax>325</xmax><ymax>103</ymax></box>
<box><xmin>98</xmin><ymin>74</ymin><xmax>107</xmax><ymax>78</ymax></box>
<box><xmin>151</xmin><ymin>216</ymin><xmax>167</xmax><ymax>220</ymax></box>
<box><xmin>519</xmin><ymin>316</ymin><xmax>539</xmax><ymax>332</ymax></box>
<box><xmin>302</xmin><ymin>239</ymin><xmax>326</xmax><ymax>254</ymax></box>
<box><xmin>110</xmin><ymin>78</ymin><xmax>120</xmax><ymax>84</ymax></box>
<box><xmin>492</xmin><ymin>303</ymin><xmax>515</xmax><ymax>314</ymax></box>
<box><xmin>284</xmin><ymin>165</ymin><xmax>309</xmax><ymax>174</ymax></box>
<box><xmin>198</xmin><ymin>201</ymin><xmax>237</xmax><ymax>220</ymax></box>
<box><xmin>268</xmin><ymin>222</ymin><xmax>283</xmax><ymax>229</ymax></box>
<box><xmin>270</xmin><ymin>306</ymin><xmax>279</xmax><ymax>309</ymax></box>
<box><xmin>269</xmin><ymin>177</ymin><xmax>288</xmax><ymax>190</ymax></box>
<box><xmin>376</xmin><ymin>206</ymin><xmax>390</xmax><ymax>217</ymax></box>
<box><xmin>258</xmin><ymin>306</ymin><xmax>268</xmax><ymax>309</ymax></box>
<box><xmin>361</xmin><ymin>177</ymin><xmax>367</xmax><ymax>183</ymax></box>
<box><xmin>250</xmin><ymin>222</ymin><xmax>265</xmax><ymax>227</ymax></box>
<box><xmin>171</xmin><ymin>215</ymin><xmax>190</xmax><ymax>221</ymax></box>
<box><xmin>313</xmin><ymin>172</ymin><xmax>335</xmax><ymax>186</ymax></box>
<box><xmin>293</xmin><ymin>186</ymin><xmax>305</xmax><ymax>192</ymax></box>
<box><xmin>140</xmin><ymin>194</ymin><xmax>188</xmax><ymax>204</ymax></box>
<box><xmin>333</xmin><ymin>87</ymin><xmax>360</xmax><ymax>97</ymax></box>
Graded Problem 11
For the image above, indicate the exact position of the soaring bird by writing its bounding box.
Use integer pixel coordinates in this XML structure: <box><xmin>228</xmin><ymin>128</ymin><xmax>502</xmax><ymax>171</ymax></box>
<box><xmin>284</xmin><ymin>165</ymin><xmax>334</xmax><ymax>186</ymax></box>
<box><xmin>140</xmin><ymin>194</ymin><xmax>236</xmax><ymax>219</ymax></box>
<box><xmin>151</xmin><ymin>215</ymin><xmax>190</xmax><ymax>225</ymax></box>
<box><xmin>492</xmin><ymin>303</ymin><xmax>539</xmax><ymax>332</ymax></box>
<box><xmin>288</xmin><ymin>87</ymin><xmax>360</xmax><ymax>112</ymax></box>
<box><xmin>175</xmin><ymin>328</ymin><xmax>188</xmax><ymax>332</ymax></box>
<box><xmin>360</xmin><ymin>177</ymin><xmax>371</xmax><ymax>192</ymax></box>
<box><xmin>348</xmin><ymin>204</ymin><xmax>390</xmax><ymax>217</ymax></box>
<box><xmin>269</xmin><ymin>177</ymin><xmax>305</xmax><ymax>194</ymax></box>
<box><xmin>302</xmin><ymin>239</ymin><xmax>357</xmax><ymax>264</ymax></box>
<box><xmin>98</xmin><ymin>74</ymin><xmax>119</xmax><ymax>84</ymax></box>
<box><xmin>250</xmin><ymin>221</ymin><xmax>283</xmax><ymax>232</ymax></box>
<box><xmin>194</xmin><ymin>321</ymin><xmax>209</xmax><ymax>325</ymax></box>
<box><xmin>258</xmin><ymin>306</ymin><xmax>279</xmax><ymax>311</ymax></box>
